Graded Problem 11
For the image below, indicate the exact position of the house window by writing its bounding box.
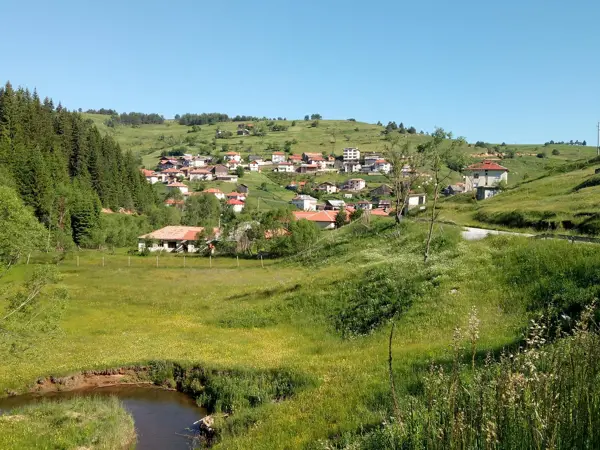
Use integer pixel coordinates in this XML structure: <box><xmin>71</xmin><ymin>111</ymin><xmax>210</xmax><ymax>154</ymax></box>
<box><xmin>474</xmin><ymin>173</ymin><xmax>479</xmax><ymax>179</ymax></box>
<box><xmin>418</xmin><ymin>196</ymin><xmax>424</xmax><ymax>205</ymax></box>
<box><xmin>168</xmin><ymin>241</ymin><xmax>177</xmax><ymax>249</ymax></box>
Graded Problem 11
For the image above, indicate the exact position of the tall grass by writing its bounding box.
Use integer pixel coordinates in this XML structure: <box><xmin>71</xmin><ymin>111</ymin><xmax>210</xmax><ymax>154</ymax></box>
<box><xmin>336</xmin><ymin>306</ymin><xmax>600</xmax><ymax>449</ymax></box>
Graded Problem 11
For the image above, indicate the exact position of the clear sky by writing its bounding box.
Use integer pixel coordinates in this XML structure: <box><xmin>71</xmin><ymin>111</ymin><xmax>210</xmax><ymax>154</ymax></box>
<box><xmin>2</xmin><ymin>0</ymin><xmax>598</xmax><ymax>144</ymax></box>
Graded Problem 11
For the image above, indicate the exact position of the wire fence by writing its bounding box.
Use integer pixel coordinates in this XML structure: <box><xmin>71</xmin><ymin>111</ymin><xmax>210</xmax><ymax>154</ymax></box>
<box><xmin>22</xmin><ymin>252</ymin><xmax>273</xmax><ymax>271</ymax></box>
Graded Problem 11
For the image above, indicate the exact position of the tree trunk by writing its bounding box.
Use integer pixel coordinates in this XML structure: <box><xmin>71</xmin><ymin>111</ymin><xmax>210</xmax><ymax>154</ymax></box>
<box><xmin>424</xmin><ymin>181</ymin><xmax>439</xmax><ymax>263</ymax></box>
<box><xmin>388</xmin><ymin>321</ymin><xmax>401</xmax><ymax>421</ymax></box>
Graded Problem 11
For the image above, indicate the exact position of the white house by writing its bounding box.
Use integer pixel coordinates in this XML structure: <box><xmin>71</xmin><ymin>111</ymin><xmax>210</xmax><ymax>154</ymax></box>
<box><xmin>189</xmin><ymin>169</ymin><xmax>214</xmax><ymax>181</ymax></box>
<box><xmin>142</xmin><ymin>169</ymin><xmax>159</xmax><ymax>184</ymax></box>
<box><xmin>272</xmin><ymin>151</ymin><xmax>286</xmax><ymax>163</ymax></box>
<box><xmin>249</xmin><ymin>161</ymin><xmax>260</xmax><ymax>172</ymax></box>
<box><xmin>407</xmin><ymin>193</ymin><xmax>427</xmax><ymax>210</ymax></box>
<box><xmin>355</xmin><ymin>200</ymin><xmax>373</xmax><ymax>210</ymax></box>
<box><xmin>343</xmin><ymin>161</ymin><xmax>362</xmax><ymax>173</ymax></box>
<box><xmin>291</xmin><ymin>194</ymin><xmax>318</xmax><ymax>211</ymax></box>
<box><xmin>202</xmin><ymin>188</ymin><xmax>225</xmax><ymax>200</ymax></box>
<box><xmin>138</xmin><ymin>226</ymin><xmax>219</xmax><ymax>253</ymax></box>
<box><xmin>167</xmin><ymin>181</ymin><xmax>189</xmax><ymax>195</ymax></box>
<box><xmin>316</xmin><ymin>182</ymin><xmax>338</xmax><ymax>194</ymax></box>
<box><xmin>227</xmin><ymin>199</ymin><xmax>245</xmax><ymax>213</ymax></box>
<box><xmin>463</xmin><ymin>160</ymin><xmax>508</xmax><ymax>191</ymax></box>
<box><xmin>345</xmin><ymin>178</ymin><xmax>366</xmax><ymax>191</ymax></box>
<box><xmin>343</xmin><ymin>147</ymin><xmax>360</xmax><ymax>161</ymax></box>
<box><xmin>224</xmin><ymin>152</ymin><xmax>242</xmax><ymax>163</ymax></box>
<box><xmin>275</xmin><ymin>162</ymin><xmax>295</xmax><ymax>173</ymax></box>
<box><xmin>374</xmin><ymin>159</ymin><xmax>391</xmax><ymax>174</ymax></box>
<box><xmin>189</xmin><ymin>157</ymin><xmax>206</xmax><ymax>168</ymax></box>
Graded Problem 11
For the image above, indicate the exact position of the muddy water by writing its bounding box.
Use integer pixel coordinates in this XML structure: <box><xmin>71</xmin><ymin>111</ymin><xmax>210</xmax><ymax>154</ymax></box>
<box><xmin>0</xmin><ymin>386</ymin><xmax>207</xmax><ymax>449</ymax></box>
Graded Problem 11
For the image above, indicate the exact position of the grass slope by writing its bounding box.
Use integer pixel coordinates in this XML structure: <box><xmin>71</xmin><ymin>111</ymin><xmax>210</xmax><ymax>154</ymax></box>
<box><xmin>0</xmin><ymin>222</ymin><xmax>527</xmax><ymax>448</ymax></box>
<box><xmin>439</xmin><ymin>160</ymin><xmax>600</xmax><ymax>233</ymax></box>
<box><xmin>0</xmin><ymin>396</ymin><xmax>135</xmax><ymax>450</ymax></box>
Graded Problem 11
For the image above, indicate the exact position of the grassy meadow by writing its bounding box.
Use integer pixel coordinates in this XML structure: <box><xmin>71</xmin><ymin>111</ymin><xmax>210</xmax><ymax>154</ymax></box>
<box><xmin>0</xmin><ymin>221</ymin><xmax>534</xmax><ymax>448</ymax></box>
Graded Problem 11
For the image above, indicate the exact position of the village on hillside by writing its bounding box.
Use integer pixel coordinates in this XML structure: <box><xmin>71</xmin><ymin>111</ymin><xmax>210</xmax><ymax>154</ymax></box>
<box><xmin>138</xmin><ymin>141</ymin><xmax>508</xmax><ymax>253</ymax></box>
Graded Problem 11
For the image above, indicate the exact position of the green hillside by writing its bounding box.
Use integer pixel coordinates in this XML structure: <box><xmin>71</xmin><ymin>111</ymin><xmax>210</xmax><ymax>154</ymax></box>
<box><xmin>84</xmin><ymin>112</ymin><xmax>600</xmax><ymax>225</ymax></box>
<box><xmin>439</xmin><ymin>158</ymin><xmax>600</xmax><ymax>234</ymax></box>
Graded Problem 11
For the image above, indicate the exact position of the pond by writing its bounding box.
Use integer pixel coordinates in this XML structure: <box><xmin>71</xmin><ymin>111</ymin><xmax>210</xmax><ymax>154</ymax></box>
<box><xmin>0</xmin><ymin>385</ymin><xmax>207</xmax><ymax>450</ymax></box>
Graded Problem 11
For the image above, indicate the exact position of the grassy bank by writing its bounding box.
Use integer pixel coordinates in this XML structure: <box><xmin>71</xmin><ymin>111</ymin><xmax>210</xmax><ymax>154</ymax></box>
<box><xmin>0</xmin><ymin>396</ymin><xmax>135</xmax><ymax>450</ymax></box>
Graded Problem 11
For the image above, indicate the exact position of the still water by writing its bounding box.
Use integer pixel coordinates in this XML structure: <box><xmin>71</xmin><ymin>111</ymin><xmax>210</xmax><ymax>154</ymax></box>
<box><xmin>0</xmin><ymin>385</ymin><xmax>207</xmax><ymax>449</ymax></box>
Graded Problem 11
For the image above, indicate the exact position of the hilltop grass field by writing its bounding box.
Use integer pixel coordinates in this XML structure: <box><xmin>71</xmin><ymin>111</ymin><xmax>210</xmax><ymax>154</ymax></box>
<box><xmin>84</xmin><ymin>114</ymin><xmax>598</xmax><ymax>184</ymax></box>
<box><xmin>0</xmin><ymin>221</ymin><xmax>531</xmax><ymax>449</ymax></box>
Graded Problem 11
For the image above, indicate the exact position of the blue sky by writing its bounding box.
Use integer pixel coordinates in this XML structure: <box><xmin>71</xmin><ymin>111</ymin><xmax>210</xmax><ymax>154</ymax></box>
<box><xmin>2</xmin><ymin>0</ymin><xmax>598</xmax><ymax>144</ymax></box>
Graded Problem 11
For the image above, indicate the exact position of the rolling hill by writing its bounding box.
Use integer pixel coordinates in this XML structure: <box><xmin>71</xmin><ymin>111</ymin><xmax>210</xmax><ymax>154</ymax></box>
<box><xmin>84</xmin><ymin>113</ymin><xmax>600</xmax><ymax>228</ymax></box>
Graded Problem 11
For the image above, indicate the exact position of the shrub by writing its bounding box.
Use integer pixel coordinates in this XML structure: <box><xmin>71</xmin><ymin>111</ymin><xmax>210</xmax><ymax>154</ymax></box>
<box><xmin>552</xmin><ymin>148</ymin><xmax>560</xmax><ymax>155</ymax></box>
<box><xmin>333</xmin><ymin>264</ymin><xmax>424</xmax><ymax>337</ymax></box>
<box><xmin>537</xmin><ymin>152</ymin><xmax>547</xmax><ymax>158</ymax></box>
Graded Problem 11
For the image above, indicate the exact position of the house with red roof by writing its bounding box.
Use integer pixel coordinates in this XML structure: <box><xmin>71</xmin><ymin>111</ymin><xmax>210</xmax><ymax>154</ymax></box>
<box><xmin>202</xmin><ymin>188</ymin><xmax>225</xmax><ymax>200</ymax></box>
<box><xmin>226</xmin><ymin>192</ymin><xmax>247</xmax><ymax>201</ymax></box>
<box><xmin>292</xmin><ymin>210</ymin><xmax>339</xmax><ymax>230</ymax></box>
<box><xmin>288</xmin><ymin>154</ymin><xmax>302</xmax><ymax>164</ymax></box>
<box><xmin>275</xmin><ymin>162</ymin><xmax>295</xmax><ymax>173</ymax></box>
<box><xmin>189</xmin><ymin>168</ymin><xmax>214</xmax><ymax>181</ymax></box>
<box><xmin>138</xmin><ymin>226</ymin><xmax>219</xmax><ymax>253</ymax></box>
<box><xmin>463</xmin><ymin>160</ymin><xmax>509</xmax><ymax>199</ymax></box>
<box><xmin>272</xmin><ymin>151</ymin><xmax>286</xmax><ymax>164</ymax></box>
<box><xmin>141</xmin><ymin>169</ymin><xmax>160</xmax><ymax>184</ymax></box>
<box><xmin>224</xmin><ymin>152</ymin><xmax>241</xmax><ymax>163</ymax></box>
<box><xmin>374</xmin><ymin>159</ymin><xmax>391</xmax><ymax>174</ymax></box>
<box><xmin>167</xmin><ymin>181</ymin><xmax>189</xmax><ymax>195</ymax></box>
<box><xmin>227</xmin><ymin>198</ymin><xmax>245</xmax><ymax>213</ymax></box>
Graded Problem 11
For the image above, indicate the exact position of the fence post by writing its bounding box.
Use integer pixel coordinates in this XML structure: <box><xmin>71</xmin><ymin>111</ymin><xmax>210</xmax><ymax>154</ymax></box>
<box><xmin>102</xmin><ymin>256</ymin><xmax>105</xmax><ymax>267</ymax></box>
<box><xmin>156</xmin><ymin>255</ymin><xmax>159</xmax><ymax>268</ymax></box>
<box><xmin>237</xmin><ymin>255</ymin><xmax>239</xmax><ymax>268</ymax></box>
<box><xmin>77</xmin><ymin>255</ymin><xmax>79</xmax><ymax>267</ymax></box>
<box><xmin>27</xmin><ymin>253</ymin><xmax>31</xmax><ymax>265</ymax></box>
<box><xmin>209</xmin><ymin>255</ymin><xmax>212</xmax><ymax>268</ymax></box>
<box><xmin>128</xmin><ymin>256</ymin><xmax>131</xmax><ymax>267</ymax></box>
<box><xmin>183</xmin><ymin>255</ymin><xmax>186</xmax><ymax>268</ymax></box>
<box><xmin>261</xmin><ymin>254</ymin><xmax>264</xmax><ymax>269</ymax></box>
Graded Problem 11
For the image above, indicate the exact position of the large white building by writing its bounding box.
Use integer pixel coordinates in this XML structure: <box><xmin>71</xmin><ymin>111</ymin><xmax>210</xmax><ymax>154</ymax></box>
<box><xmin>463</xmin><ymin>160</ymin><xmax>508</xmax><ymax>198</ymax></box>
<box><xmin>291</xmin><ymin>195</ymin><xmax>318</xmax><ymax>211</ymax></box>
<box><xmin>343</xmin><ymin>147</ymin><xmax>360</xmax><ymax>161</ymax></box>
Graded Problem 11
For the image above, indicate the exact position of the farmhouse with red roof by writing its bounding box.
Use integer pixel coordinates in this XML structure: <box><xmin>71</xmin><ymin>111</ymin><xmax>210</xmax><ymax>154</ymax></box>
<box><xmin>138</xmin><ymin>226</ymin><xmax>220</xmax><ymax>253</ymax></box>
<box><xmin>463</xmin><ymin>160</ymin><xmax>509</xmax><ymax>200</ymax></box>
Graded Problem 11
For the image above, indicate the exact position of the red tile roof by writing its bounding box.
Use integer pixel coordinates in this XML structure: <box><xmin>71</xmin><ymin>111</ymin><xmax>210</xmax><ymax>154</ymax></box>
<box><xmin>203</xmin><ymin>188</ymin><xmax>223</xmax><ymax>194</ymax></box>
<box><xmin>272</xmin><ymin>151</ymin><xmax>285</xmax><ymax>155</ymax></box>
<box><xmin>141</xmin><ymin>169</ymin><xmax>155</xmax><ymax>176</ymax></box>
<box><xmin>225</xmin><ymin>152</ymin><xmax>240</xmax><ymax>156</ymax></box>
<box><xmin>167</xmin><ymin>182</ymin><xmax>187</xmax><ymax>187</ymax></box>
<box><xmin>140</xmin><ymin>226</ymin><xmax>207</xmax><ymax>241</ymax></box>
<box><xmin>293</xmin><ymin>210</ymin><xmax>337</xmax><ymax>223</ymax></box>
<box><xmin>227</xmin><ymin>199</ymin><xmax>245</xmax><ymax>205</ymax></box>
<box><xmin>164</xmin><ymin>198</ymin><xmax>184</xmax><ymax>206</ymax></box>
<box><xmin>226</xmin><ymin>192</ymin><xmax>243</xmax><ymax>197</ymax></box>
<box><xmin>370</xmin><ymin>208</ymin><xmax>391</xmax><ymax>217</ymax></box>
<box><xmin>466</xmin><ymin>160</ymin><xmax>509</xmax><ymax>171</ymax></box>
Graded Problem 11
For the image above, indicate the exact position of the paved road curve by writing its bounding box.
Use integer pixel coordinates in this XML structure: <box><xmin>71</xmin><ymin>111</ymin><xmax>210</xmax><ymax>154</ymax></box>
<box><xmin>461</xmin><ymin>226</ymin><xmax>534</xmax><ymax>241</ymax></box>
